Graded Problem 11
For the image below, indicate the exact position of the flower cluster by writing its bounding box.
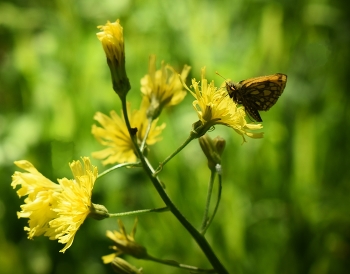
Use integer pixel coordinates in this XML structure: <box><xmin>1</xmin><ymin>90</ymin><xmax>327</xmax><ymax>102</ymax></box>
<box><xmin>11</xmin><ymin>18</ymin><xmax>270</xmax><ymax>273</ymax></box>
<box><xmin>11</xmin><ymin>157</ymin><xmax>108</xmax><ymax>253</ymax></box>
<box><xmin>94</xmin><ymin>24</ymin><xmax>191</xmax><ymax>165</ymax></box>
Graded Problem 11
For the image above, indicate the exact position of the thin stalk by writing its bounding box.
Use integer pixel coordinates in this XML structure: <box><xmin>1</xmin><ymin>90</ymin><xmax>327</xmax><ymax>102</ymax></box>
<box><xmin>200</xmin><ymin>170</ymin><xmax>216</xmax><ymax>233</ymax></box>
<box><xmin>201</xmin><ymin>165</ymin><xmax>222</xmax><ymax>235</ymax></box>
<box><xmin>146</xmin><ymin>254</ymin><xmax>216</xmax><ymax>273</ymax></box>
<box><xmin>144</xmin><ymin>157</ymin><xmax>166</xmax><ymax>189</ymax></box>
<box><xmin>108</xmin><ymin>207</ymin><xmax>169</xmax><ymax>218</ymax></box>
<box><xmin>120</xmin><ymin>98</ymin><xmax>228</xmax><ymax>274</ymax></box>
<box><xmin>140</xmin><ymin>117</ymin><xmax>153</xmax><ymax>152</ymax></box>
<box><xmin>98</xmin><ymin>162</ymin><xmax>141</xmax><ymax>178</ymax></box>
<box><xmin>154</xmin><ymin>134</ymin><xmax>195</xmax><ymax>176</ymax></box>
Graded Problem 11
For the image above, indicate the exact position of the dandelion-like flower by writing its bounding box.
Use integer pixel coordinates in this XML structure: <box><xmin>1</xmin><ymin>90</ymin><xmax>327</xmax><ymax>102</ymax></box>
<box><xmin>11</xmin><ymin>160</ymin><xmax>62</xmax><ymax>239</ymax></box>
<box><xmin>188</xmin><ymin>67</ymin><xmax>264</xmax><ymax>141</ymax></box>
<box><xmin>97</xmin><ymin>19</ymin><xmax>130</xmax><ymax>96</ymax></box>
<box><xmin>11</xmin><ymin>157</ymin><xmax>108</xmax><ymax>253</ymax></box>
<box><xmin>92</xmin><ymin>98</ymin><xmax>166</xmax><ymax>165</ymax></box>
<box><xmin>49</xmin><ymin>157</ymin><xmax>104</xmax><ymax>253</ymax></box>
<box><xmin>102</xmin><ymin>219</ymin><xmax>147</xmax><ymax>264</ymax></box>
<box><xmin>141</xmin><ymin>54</ymin><xmax>191</xmax><ymax>119</ymax></box>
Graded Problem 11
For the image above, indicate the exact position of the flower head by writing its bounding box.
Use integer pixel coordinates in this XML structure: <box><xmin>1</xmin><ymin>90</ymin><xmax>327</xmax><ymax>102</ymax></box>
<box><xmin>11</xmin><ymin>160</ymin><xmax>62</xmax><ymax>239</ymax></box>
<box><xmin>141</xmin><ymin>54</ymin><xmax>191</xmax><ymax>119</ymax></box>
<box><xmin>102</xmin><ymin>219</ymin><xmax>147</xmax><ymax>264</ymax></box>
<box><xmin>97</xmin><ymin>19</ymin><xmax>130</xmax><ymax>97</ymax></box>
<box><xmin>188</xmin><ymin>67</ymin><xmax>264</xmax><ymax>141</ymax></box>
<box><xmin>92</xmin><ymin>98</ymin><xmax>166</xmax><ymax>165</ymax></box>
<box><xmin>49</xmin><ymin>157</ymin><xmax>101</xmax><ymax>253</ymax></box>
<box><xmin>11</xmin><ymin>157</ymin><xmax>106</xmax><ymax>253</ymax></box>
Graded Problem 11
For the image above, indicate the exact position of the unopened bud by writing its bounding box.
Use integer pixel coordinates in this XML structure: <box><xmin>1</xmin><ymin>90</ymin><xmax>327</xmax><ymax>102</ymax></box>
<box><xmin>97</xmin><ymin>20</ymin><xmax>131</xmax><ymax>98</ymax></box>
<box><xmin>111</xmin><ymin>257</ymin><xmax>142</xmax><ymax>274</ymax></box>
<box><xmin>199</xmin><ymin>135</ymin><xmax>226</xmax><ymax>170</ymax></box>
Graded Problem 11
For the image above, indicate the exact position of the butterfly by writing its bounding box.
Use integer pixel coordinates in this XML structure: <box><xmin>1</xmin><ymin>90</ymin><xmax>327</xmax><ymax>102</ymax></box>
<box><xmin>224</xmin><ymin>73</ymin><xmax>287</xmax><ymax>122</ymax></box>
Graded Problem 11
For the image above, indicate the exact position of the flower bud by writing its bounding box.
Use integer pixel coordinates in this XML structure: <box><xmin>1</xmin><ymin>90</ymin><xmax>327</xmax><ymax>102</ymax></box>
<box><xmin>111</xmin><ymin>257</ymin><xmax>142</xmax><ymax>274</ymax></box>
<box><xmin>97</xmin><ymin>20</ymin><xmax>131</xmax><ymax>98</ymax></box>
<box><xmin>199</xmin><ymin>135</ymin><xmax>226</xmax><ymax>170</ymax></box>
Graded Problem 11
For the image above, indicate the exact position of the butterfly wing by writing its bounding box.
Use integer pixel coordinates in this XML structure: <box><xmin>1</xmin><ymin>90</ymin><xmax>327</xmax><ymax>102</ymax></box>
<box><xmin>241</xmin><ymin>99</ymin><xmax>263</xmax><ymax>122</ymax></box>
<box><xmin>239</xmin><ymin>73</ymin><xmax>287</xmax><ymax>111</ymax></box>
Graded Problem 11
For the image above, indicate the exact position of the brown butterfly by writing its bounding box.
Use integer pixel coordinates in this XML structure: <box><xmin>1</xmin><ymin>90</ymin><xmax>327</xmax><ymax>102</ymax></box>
<box><xmin>224</xmin><ymin>73</ymin><xmax>287</xmax><ymax>122</ymax></box>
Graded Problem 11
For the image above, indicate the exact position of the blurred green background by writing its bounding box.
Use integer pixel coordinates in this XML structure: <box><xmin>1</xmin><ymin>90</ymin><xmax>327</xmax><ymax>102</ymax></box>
<box><xmin>1</xmin><ymin>0</ymin><xmax>349</xmax><ymax>273</ymax></box>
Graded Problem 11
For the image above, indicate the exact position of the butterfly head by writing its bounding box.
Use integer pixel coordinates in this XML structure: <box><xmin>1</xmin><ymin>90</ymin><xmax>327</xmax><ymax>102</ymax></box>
<box><xmin>215</xmin><ymin>71</ymin><xmax>243</xmax><ymax>104</ymax></box>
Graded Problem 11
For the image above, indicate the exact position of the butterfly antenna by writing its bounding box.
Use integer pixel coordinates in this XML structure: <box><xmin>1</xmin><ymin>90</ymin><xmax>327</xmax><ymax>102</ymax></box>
<box><xmin>215</xmin><ymin>71</ymin><xmax>230</xmax><ymax>95</ymax></box>
<box><xmin>215</xmin><ymin>71</ymin><xmax>228</xmax><ymax>81</ymax></box>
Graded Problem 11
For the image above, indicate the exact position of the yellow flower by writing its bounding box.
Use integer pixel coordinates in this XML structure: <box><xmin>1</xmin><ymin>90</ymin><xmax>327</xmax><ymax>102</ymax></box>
<box><xmin>92</xmin><ymin>98</ymin><xmax>166</xmax><ymax>165</ymax></box>
<box><xmin>141</xmin><ymin>54</ymin><xmax>191</xmax><ymax>119</ymax></box>
<box><xmin>11</xmin><ymin>160</ymin><xmax>62</xmax><ymax>239</ymax></box>
<box><xmin>97</xmin><ymin>19</ymin><xmax>130</xmax><ymax>96</ymax></box>
<box><xmin>11</xmin><ymin>157</ymin><xmax>106</xmax><ymax>253</ymax></box>
<box><xmin>97</xmin><ymin>19</ymin><xmax>124</xmax><ymax>63</ymax></box>
<box><xmin>102</xmin><ymin>219</ymin><xmax>147</xmax><ymax>264</ymax></box>
<box><xmin>49</xmin><ymin>157</ymin><xmax>99</xmax><ymax>253</ymax></box>
<box><xmin>189</xmin><ymin>67</ymin><xmax>264</xmax><ymax>141</ymax></box>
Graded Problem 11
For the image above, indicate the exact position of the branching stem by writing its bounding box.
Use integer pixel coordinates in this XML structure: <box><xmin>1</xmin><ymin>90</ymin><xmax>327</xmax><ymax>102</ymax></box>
<box><xmin>120</xmin><ymin>96</ymin><xmax>228</xmax><ymax>273</ymax></box>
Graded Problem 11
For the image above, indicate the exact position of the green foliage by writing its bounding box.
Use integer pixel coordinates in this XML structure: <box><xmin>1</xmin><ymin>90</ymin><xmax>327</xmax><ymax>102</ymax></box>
<box><xmin>1</xmin><ymin>0</ymin><xmax>350</xmax><ymax>273</ymax></box>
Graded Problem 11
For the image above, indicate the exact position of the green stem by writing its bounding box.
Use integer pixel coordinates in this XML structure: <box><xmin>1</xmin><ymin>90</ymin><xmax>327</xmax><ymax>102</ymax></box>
<box><xmin>144</xmin><ymin>157</ymin><xmax>166</xmax><ymax>189</ymax></box>
<box><xmin>154</xmin><ymin>134</ymin><xmax>195</xmax><ymax>176</ymax></box>
<box><xmin>200</xmin><ymin>170</ymin><xmax>216</xmax><ymax>233</ymax></box>
<box><xmin>146</xmin><ymin>254</ymin><xmax>216</xmax><ymax>273</ymax></box>
<box><xmin>108</xmin><ymin>207</ymin><xmax>169</xmax><ymax>218</ymax></box>
<box><xmin>120</xmin><ymin>98</ymin><xmax>228</xmax><ymax>274</ymax></box>
<box><xmin>140</xmin><ymin>118</ymin><xmax>153</xmax><ymax>153</ymax></box>
<box><xmin>201</xmin><ymin>164</ymin><xmax>222</xmax><ymax>235</ymax></box>
<box><xmin>98</xmin><ymin>162</ymin><xmax>141</xmax><ymax>178</ymax></box>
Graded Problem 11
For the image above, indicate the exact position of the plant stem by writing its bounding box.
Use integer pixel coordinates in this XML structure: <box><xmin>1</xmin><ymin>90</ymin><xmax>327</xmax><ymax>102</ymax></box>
<box><xmin>120</xmin><ymin>98</ymin><xmax>228</xmax><ymax>274</ymax></box>
<box><xmin>200</xmin><ymin>170</ymin><xmax>216</xmax><ymax>233</ymax></box>
<box><xmin>98</xmin><ymin>162</ymin><xmax>141</xmax><ymax>178</ymax></box>
<box><xmin>108</xmin><ymin>207</ymin><xmax>169</xmax><ymax>217</ymax></box>
<box><xmin>201</xmin><ymin>164</ymin><xmax>222</xmax><ymax>235</ymax></box>
<box><xmin>146</xmin><ymin>254</ymin><xmax>216</xmax><ymax>273</ymax></box>
<box><xmin>140</xmin><ymin>117</ymin><xmax>153</xmax><ymax>152</ymax></box>
<box><xmin>154</xmin><ymin>134</ymin><xmax>195</xmax><ymax>175</ymax></box>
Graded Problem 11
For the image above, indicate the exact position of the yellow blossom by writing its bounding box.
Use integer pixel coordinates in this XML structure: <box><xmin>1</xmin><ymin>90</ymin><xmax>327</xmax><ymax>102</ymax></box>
<box><xmin>102</xmin><ymin>219</ymin><xmax>147</xmax><ymax>264</ymax></box>
<box><xmin>141</xmin><ymin>54</ymin><xmax>191</xmax><ymax>119</ymax></box>
<box><xmin>49</xmin><ymin>157</ymin><xmax>99</xmax><ymax>253</ymax></box>
<box><xmin>97</xmin><ymin>19</ymin><xmax>130</xmax><ymax>96</ymax></box>
<box><xmin>188</xmin><ymin>67</ymin><xmax>264</xmax><ymax>140</ymax></box>
<box><xmin>11</xmin><ymin>160</ymin><xmax>62</xmax><ymax>239</ymax></box>
<box><xmin>11</xmin><ymin>157</ymin><xmax>106</xmax><ymax>253</ymax></box>
<box><xmin>97</xmin><ymin>19</ymin><xmax>124</xmax><ymax>63</ymax></box>
<box><xmin>92</xmin><ymin>98</ymin><xmax>166</xmax><ymax>165</ymax></box>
